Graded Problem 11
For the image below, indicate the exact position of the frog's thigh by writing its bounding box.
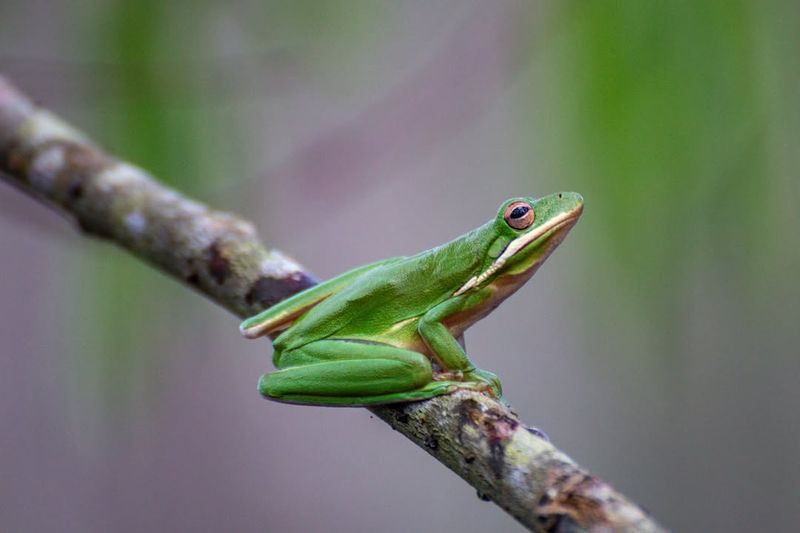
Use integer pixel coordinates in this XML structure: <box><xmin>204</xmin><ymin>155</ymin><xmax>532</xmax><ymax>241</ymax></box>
<box><xmin>262</xmin><ymin>340</ymin><xmax>432</xmax><ymax>398</ymax></box>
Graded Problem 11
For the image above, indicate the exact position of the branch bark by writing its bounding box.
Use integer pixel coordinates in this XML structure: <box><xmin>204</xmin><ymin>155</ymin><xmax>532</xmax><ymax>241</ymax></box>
<box><xmin>0</xmin><ymin>75</ymin><xmax>665</xmax><ymax>533</ymax></box>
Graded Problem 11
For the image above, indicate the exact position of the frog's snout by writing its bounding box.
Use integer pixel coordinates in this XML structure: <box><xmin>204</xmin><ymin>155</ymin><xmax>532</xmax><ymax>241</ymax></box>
<box><xmin>556</xmin><ymin>191</ymin><xmax>584</xmax><ymax>213</ymax></box>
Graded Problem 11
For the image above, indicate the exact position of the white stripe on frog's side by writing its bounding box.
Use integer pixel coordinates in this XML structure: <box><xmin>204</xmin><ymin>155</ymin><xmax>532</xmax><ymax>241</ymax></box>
<box><xmin>453</xmin><ymin>210</ymin><xmax>577</xmax><ymax>297</ymax></box>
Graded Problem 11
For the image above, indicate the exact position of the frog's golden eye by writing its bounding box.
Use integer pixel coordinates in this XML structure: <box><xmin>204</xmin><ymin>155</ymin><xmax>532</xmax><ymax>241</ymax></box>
<box><xmin>504</xmin><ymin>201</ymin><xmax>534</xmax><ymax>230</ymax></box>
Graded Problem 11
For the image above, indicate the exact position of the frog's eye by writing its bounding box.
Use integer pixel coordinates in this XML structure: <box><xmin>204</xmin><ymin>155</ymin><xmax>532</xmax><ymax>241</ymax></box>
<box><xmin>504</xmin><ymin>201</ymin><xmax>535</xmax><ymax>230</ymax></box>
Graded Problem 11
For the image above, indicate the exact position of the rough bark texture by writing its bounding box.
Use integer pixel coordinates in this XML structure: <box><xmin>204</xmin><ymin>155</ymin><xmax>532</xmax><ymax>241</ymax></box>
<box><xmin>0</xmin><ymin>75</ymin><xmax>666</xmax><ymax>533</ymax></box>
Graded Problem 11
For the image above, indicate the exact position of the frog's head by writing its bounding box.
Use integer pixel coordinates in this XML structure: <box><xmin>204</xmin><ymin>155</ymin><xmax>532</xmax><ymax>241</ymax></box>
<box><xmin>455</xmin><ymin>192</ymin><xmax>584</xmax><ymax>296</ymax></box>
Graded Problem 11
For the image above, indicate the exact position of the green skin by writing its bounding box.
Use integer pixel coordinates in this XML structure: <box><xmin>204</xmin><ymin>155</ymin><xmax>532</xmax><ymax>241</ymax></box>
<box><xmin>241</xmin><ymin>192</ymin><xmax>584</xmax><ymax>406</ymax></box>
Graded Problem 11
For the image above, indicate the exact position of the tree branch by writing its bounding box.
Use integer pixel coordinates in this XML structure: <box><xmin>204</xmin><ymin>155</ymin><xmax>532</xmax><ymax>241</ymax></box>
<box><xmin>0</xmin><ymin>75</ymin><xmax>665</xmax><ymax>533</ymax></box>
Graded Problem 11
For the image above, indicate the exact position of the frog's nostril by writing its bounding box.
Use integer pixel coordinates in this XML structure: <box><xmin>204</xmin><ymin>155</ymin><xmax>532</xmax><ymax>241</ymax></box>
<box><xmin>558</xmin><ymin>193</ymin><xmax>563</xmax><ymax>199</ymax></box>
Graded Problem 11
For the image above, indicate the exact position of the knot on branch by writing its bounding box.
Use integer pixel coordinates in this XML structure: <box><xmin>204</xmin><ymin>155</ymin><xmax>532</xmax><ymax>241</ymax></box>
<box><xmin>5</xmin><ymin>138</ymin><xmax>113</xmax><ymax>232</ymax></box>
<box><xmin>456</xmin><ymin>398</ymin><xmax>520</xmax><ymax>479</ymax></box>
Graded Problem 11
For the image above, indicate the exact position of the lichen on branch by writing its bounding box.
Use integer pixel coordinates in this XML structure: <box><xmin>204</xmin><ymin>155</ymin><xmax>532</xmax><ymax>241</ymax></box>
<box><xmin>0</xmin><ymin>75</ymin><xmax>665</xmax><ymax>533</ymax></box>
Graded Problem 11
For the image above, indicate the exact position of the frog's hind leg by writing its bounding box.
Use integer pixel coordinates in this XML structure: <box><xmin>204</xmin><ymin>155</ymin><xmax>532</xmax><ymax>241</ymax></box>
<box><xmin>259</xmin><ymin>339</ymin><xmax>447</xmax><ymax>406</ymax></box>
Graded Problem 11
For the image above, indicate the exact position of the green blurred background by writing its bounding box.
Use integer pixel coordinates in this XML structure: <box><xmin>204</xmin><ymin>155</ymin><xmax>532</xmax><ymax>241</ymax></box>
<box><xmin>1</xmin><ymin>1</ymin><xmax>798</xmax><ymax>531</ymax></box>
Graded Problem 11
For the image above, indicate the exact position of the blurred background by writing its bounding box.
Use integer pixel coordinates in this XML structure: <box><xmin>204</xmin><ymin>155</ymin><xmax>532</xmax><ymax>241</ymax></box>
<box><xmin>1</xmin><ymin>1</ymin><xmax>798</xmax><ymax>531</ymax></box>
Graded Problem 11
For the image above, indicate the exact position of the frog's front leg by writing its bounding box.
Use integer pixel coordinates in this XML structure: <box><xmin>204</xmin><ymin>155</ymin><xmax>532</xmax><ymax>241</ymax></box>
<box><xmin>259</xmin><ymin>339</ymin><xmax>468</xmax><ymax>406</ymax></box>
<box><xmin>418</xmin><ymin>290</ymin><xmax>503</xmax><ymax>399</ymax></box>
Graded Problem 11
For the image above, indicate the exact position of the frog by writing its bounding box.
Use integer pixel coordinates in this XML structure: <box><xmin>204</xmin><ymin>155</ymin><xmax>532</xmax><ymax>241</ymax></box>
<box><xmin>241</xmin><ymin>192</ymin><xmax>583</xmax><ymax>406</ymax></box>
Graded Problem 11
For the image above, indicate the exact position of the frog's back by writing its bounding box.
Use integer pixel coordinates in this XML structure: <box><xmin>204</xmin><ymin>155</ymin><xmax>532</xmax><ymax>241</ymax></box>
<box><xmin>275</xmin><ymin>251</ymin><xmax>472</xmax><ymax>351</ymax></box>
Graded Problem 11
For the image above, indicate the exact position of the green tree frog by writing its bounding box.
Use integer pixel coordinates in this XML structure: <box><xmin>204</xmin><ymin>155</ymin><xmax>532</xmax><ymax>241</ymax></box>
<box><xmin>241</xmin><ymin>192</ymin><xmax>583</xmax><ymax>406</ymax></box>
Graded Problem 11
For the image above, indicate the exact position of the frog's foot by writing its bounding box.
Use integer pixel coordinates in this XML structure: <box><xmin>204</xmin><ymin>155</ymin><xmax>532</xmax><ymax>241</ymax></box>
<box><xmin>434</xmin><ymin>368</ymin><xmax>504</xmax><ymax>401</ymax></box>
<box><xmin>414</xmin><ymin>379</ymin><xmax>508</xmax><ymax>406</ymax></box>
<box><xmin>433</xmin><ymin>370</ymin><xmax>464</xmax><ymax>381</ymax></box>
<box><xmin>454</xmin><ymin>380</ymin><xmax>497</xmax><ymax>396</ymax></box>
<box><xmin>464</xmin><ymin>368</ymin><xmax>503</xmax><ymax>399</ymax></box>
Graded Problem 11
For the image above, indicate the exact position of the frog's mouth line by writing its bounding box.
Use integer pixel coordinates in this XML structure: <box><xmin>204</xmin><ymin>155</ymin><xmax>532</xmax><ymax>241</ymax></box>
<box><xmin>453</xmin><ymin>205</ymin><xmax>583</xmax><ymax>297</ymax></box>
